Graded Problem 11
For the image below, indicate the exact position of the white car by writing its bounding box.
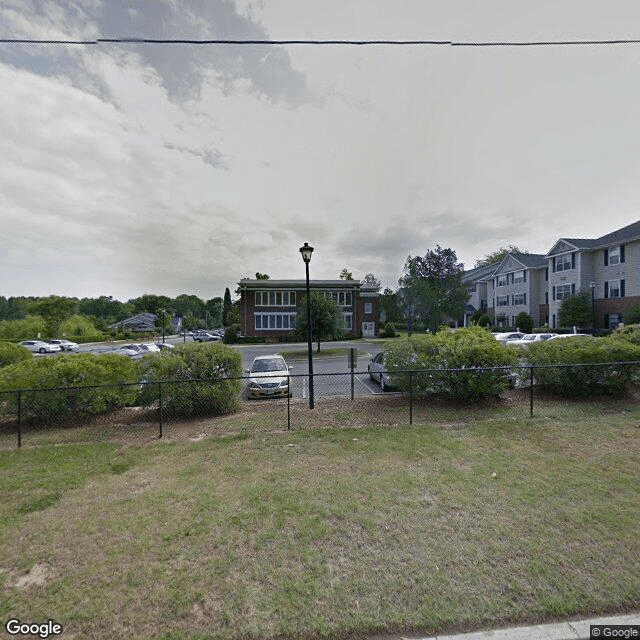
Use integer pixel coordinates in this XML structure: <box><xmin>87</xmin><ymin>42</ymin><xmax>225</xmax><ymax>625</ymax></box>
<box><xmin>121</xmin><ymin>343</ymin><xmax>161</xmax><ymax>355</ymax></box>
<box><xmin>245</xmin><ymin>355</ymin><xmax>293</xmax><ymax>399</ymax></box>
<box><xmin>492</xmin><ymin>332</ymin><xmax>526</xmax><ymax>343</ymax></box>
<box><xmin>546</xmin><ymin>333</ymin><xmax>592</xmax><ymax>340</ymax></box>
<box><xmin>48</xmin><ymin>339</ymin><xmax>79</xmax><ymax>351</ymax></box>
<box><xmin>507</xmin><ymin>333</ymin><xmax>558</xmax><ymax>346</ymax></box>
<box><xmin>19</xmin><ymin>340</ymin><xmax>61</xmax><ymax>354</ymax></box>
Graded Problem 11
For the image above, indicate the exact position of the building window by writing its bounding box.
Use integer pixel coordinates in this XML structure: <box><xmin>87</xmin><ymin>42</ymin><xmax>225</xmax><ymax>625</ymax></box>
<box><xmin>364</xmin><ymin>302</ymin><xmax>372</xmax><ymax>314</ymax></box>
<box><xmin>321</xmin><ymin>291</ymin><xmax>352</xmax><ymax>307</ymax></box>
<box><xmin>555</xmin><ymin>284</ymin><xmax>573</xmax><ymax>301</ymax></box>
<box><xmin>512</xmin><ymin>293</ymin><xmax>526</xmax><ymax>306</ymax></box>
<box><xmin>255</xmin><ymin>291</ymin><xmax>296</xmax><ymax>307</ymax></box>
<box><xmin>255</xmin><ymin>313</ymin><xmax>297</xmax><ymax>330</ymax></box>
<box><xmin>554</xmin><ymin>253</ymin><xmax>574</xmax><ymax>272</ymax></box>
<box><xmin>513</xmin><ymin>270</ymin><xmax>525</xmax><ymax>284</ymax></box>
<box><xmin>343</xmin><ymin>313</ymin><xmax>353</xmax><ymax>330</ymax></box>
<box><xmin>605</xmin><ymin>313</ymin><xmax>621</xmax><ymax>329</ymax></box>
<box><xmin>605</xmin><ymin>245</ymin><xmax>625</xmax><ymax>266</ymax></box>
<box><xmin>496</xmin><ymin>275</ymin><xmax>507</xmax><ymax>287</ymax></box>
<box><xmin>605</xmin><ymin>279</ymin><xmax>625</xmax><ymax>299</ymax></box>
<box><xmin>497</xmin><ymin>295</ymin><xmax>509</xmax><ymax>307</ymax></box>
<box><xmin>467</xmin><ymin>283</ymin><xmax>477</xmax><ymax>293</ymax></box>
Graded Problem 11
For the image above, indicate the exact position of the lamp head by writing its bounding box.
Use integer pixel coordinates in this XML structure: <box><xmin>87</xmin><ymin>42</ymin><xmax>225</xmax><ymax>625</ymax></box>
<box><xmin>299</xmin><ymin>242</ymin><xmax>314</xmax><ymax>263</ymax></box>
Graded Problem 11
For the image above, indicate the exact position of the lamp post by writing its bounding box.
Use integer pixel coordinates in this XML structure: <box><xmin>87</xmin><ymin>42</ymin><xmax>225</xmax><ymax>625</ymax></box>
<box><xmin>589</xmin><ymin>281</ymin><xmax>596</xmax><ymax>330</ymax></box>
<box><xmin>161</xmin><ymin>308</ymin><xmax>167</xmax><ymax>344</ymax></box>
<box><xmin>299</xmin><ymin>242</ymin><xmax>315</xmax><ymax>409</ymax></box>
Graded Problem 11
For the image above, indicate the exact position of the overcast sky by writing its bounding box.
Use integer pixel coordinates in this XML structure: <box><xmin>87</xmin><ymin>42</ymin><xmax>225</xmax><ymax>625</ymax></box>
<box><xmin>2</xmin><ymin>1</ymin><xmax>640</xmax><ymax>301</ymax></box>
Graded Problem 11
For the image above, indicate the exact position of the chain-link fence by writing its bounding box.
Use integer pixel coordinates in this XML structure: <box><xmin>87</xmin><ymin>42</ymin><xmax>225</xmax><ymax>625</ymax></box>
<box><xmin>1</xmin><ymin>362</ymin><xmax>639</xmax><ymax>448</ymax></box>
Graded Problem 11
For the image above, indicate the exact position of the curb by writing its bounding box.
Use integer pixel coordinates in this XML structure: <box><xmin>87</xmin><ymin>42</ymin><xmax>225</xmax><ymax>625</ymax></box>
<box><xmin>402</xmin><ymin>613</ymin><xmax>640</xmax><ymax>640</ymax></box>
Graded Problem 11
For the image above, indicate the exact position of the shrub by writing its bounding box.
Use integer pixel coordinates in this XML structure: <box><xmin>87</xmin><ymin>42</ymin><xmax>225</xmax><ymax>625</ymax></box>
<box><xmin>525</xmin><ymin>335</ymin><xmax>640</xmax><ymax>396</ymax></box>
<box><xmin>137</xmin><ymin>342</ymin><xmax>243</xmax><ymax>417</ymax></box>
<box><xmin>382</xmin><ymin>322</ymin><xmax>396</xmax><ymax>338</ymax></box>
<box><xmin>223</xmin><ymin>325</ymin><xmax>239</xmax><ymax>344</ymax></box>
<box><xmin>476</xmin><ymin>313</ymin><xmax>491</xmax><ymax>327</ymax></box>
<box><xmin>623</xmin><ymin>305</ymin><xmax>640</xmax><ymax>325</ymax></box>
<box><xmin>514</xmin><ymin>312</ymin><xmax>534</xmax><ymax>333</ymax></box>
<box><xmin>613</xmin><ymin>323</ymin><xmax>640</xmax><ymax>345</ymax></box>
<box><xmin>0</xmin><ymin>342</ymin><xmax>31</xmax><ymax>368</ymax></box>
<box><xmin>384</xmin><ymin>326</ymin><xmax>518</xmax><ymax>401</ymax></box>
<box><xmin>0</xmin><ymin>353</ymin><xmax>139</xmax><ymax>422</ymax></box>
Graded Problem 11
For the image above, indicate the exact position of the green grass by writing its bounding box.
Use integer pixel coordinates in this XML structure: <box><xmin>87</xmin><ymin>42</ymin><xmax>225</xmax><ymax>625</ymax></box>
<box><xmin>0</xmin><ymin>414</ymin><xmax>639</xmax><ymax>640</ymax></box>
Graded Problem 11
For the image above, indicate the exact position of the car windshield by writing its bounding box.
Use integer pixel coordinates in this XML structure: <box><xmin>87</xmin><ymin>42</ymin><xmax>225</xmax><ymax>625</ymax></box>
<box><xmin>251</xmin><ymin>358</ymin><xmax>287</xmax><ymax>373</ymax></box>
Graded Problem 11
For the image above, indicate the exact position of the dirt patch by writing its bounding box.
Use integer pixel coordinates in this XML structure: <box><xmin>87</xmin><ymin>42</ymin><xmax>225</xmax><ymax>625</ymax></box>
<box><xmin>4</xmin><ymin>562</ymin><xmax>55</xmax><ymax>589</ymax></box>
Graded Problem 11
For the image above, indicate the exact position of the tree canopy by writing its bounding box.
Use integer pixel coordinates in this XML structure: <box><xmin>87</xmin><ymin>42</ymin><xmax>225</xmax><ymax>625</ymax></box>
<box><xmin>474</xmin><ymin>245</ymin><xmax>529</xmax><ymax>268</ymax></box>
<box><xmin>398</xmin><ymin>246</ymin><xmax>468</xmax><ymax>333</ymax></box>
<box><xmin>295</xmin><ymin>292</ymin><xmax>345</xmax><ymax>352</ymax></box>
<box><xmin>558</xmin><ymin>291</ymin><xmax>594</xmax><ymax>329</ymax></box>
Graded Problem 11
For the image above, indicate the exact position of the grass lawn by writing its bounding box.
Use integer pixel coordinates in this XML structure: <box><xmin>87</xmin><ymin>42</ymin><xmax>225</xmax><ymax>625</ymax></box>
<box><xmin>1</xmin><ymin>411</ymin><xmax>639</xmax><ymax>639</ymax></box>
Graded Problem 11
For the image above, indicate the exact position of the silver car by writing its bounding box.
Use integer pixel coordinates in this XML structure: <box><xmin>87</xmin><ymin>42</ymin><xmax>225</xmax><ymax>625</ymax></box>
<box><xmin>246</xmin><ymin>355</ymin><xmax>293</xmax><ymax>399</ymax></box>
<box><xmin>368</xmin><ymin>352</ymin><xmax>392</xmax><ymax>391</ymax></box>
<box><xmin>48</xmin><ymin>339</ymin><xmax>79</xmax><ymax>351</ymax></box>
<box><xmin>19</xmin><ymin>340</ymin><xmax>61</xmax><ymax>354</ymax></box>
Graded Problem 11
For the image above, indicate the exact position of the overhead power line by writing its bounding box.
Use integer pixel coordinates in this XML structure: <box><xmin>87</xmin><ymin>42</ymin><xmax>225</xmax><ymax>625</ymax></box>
<box><xmin>1</xmin><ymin>37</ymin><xmax>640</xmax><ymax>47</ymax></box>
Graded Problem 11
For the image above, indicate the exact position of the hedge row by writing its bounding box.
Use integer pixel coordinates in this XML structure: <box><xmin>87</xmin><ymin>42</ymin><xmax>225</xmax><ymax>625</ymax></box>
<box><xmin>0</xmin><ymin>342</ymin><xmax>242</xmax><ymax>422</ymax></box>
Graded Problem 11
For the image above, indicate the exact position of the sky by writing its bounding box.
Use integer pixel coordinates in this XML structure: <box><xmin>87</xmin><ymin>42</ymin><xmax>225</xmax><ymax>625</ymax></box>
<box><xmin>2</xmin><ymin>0</ymin><xmax>640</xmax><ymax>302</ymax></box>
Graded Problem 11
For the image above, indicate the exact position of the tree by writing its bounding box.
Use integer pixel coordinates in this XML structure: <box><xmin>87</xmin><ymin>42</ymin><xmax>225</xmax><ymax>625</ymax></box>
<box><xmin>361</xmin><ymin>273</ymin><xmax>381</xmax><ymax>290</ymax></box>
<box><xmin>339</xmin><ymin>268</ymin><xmax>353</xmax><ymax>280</ymax></box>
<box><xmin>205</xmin><ymin>297</ymin><xmax>223</xmax><ymax>328</ymax></box>
<box><xmin>475</xmin><ymin>245</ymin><xmax>529</xmax><ymax>268</ymax></box>
<box><xmin>295</xmin><ymin>292</ymin><xmax>345</xmax><ymax>352</ymax></box>
<box><xmin>398</xmin><ymin>246</ymin><xmax>469</xmax><ymax>333</ymax></box>
<box><xmin>222</xmin><ymin>288</ymin><xmax>233</xmax><ymax>326</ymax></box>
<box><xmin>514</xmin><ymin>312</ymin><xmax>534</xmax><ymax>333</ymax></box>
<box><xmin>129</xmin><ymin>294</ymin><xmax>172</xmax><ymax>315</ymax></box>
<box><xmin>558</xmin><ymin>291</ymin><xmax>593</xmax><ymax>328</ymax></box>
<box><xmin>255</xmin><ymin>272</ymin><xmax>270</xmax><ymax>280</ymax></box>
<box><xmin>379</xmin><ymin>288</ymin><xmax>404</xmax><ymax>324</ymax></box>
<box><xmin>623</xmin><ymin>304</ymin><xmax>640</xmax><ymax>325</ymax></box>
<box><xmin>29</xmin><ymin>295</ymin><xmax>78</xmax><ymax>337</ymax></box>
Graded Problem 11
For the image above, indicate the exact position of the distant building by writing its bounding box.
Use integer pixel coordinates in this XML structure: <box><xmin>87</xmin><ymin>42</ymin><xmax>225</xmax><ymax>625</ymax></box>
<box><xmin>237</xmin><ymin>279</ymin><xmax>381</xmax><ymax>339</ymax></box>
<box><xmin>463</xmin><ymin>219</ymin><xmax>640</xmax><ymax>330</ymax></box>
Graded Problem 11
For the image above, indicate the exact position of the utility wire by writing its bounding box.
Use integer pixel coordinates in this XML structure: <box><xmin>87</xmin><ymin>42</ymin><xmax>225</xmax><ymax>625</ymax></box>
<box><xmin>1</xmin><ymin>37</ymin><xmax>640</xmax><ymax>47</ymax></box>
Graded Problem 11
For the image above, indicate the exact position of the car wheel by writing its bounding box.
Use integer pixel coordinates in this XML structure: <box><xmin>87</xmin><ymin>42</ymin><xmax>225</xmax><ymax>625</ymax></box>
<box><xmin>380</xmin><ymin>376</ymin><xmax>387</xmax><ymax>392</ymax></box>
<box><xmin>39</xmin><ymin>347</ymin><xmax>46</xmax><ymax>354</ymax></box>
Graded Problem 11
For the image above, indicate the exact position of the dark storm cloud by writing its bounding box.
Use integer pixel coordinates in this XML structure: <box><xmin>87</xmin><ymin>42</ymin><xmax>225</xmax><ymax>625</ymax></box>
<box><xmin>1</xmin><ymin>0</ymin><xmax>310</xmax><ymax>104</ymax></box>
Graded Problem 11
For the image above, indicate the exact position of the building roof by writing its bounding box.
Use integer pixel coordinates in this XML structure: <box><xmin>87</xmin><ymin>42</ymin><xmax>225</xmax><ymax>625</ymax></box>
<box><xmin>238</xmin><ymin>279</ymin><xmax>363</xmax><ymax>289</ymax></box>
<box><xmin>546</xmin><ymin>219</ymin><xmax>640</xmax><ymax>256</ymax></box>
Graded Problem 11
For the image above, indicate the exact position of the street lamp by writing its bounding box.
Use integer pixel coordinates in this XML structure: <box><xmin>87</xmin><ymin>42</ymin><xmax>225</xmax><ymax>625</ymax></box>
<box><xmin>160</xmin><ymin>308</ymin><xmax>167</xmax><ymax>344</ymax></box>
<box><xmin>299</xmin><ymin>242</ymin><xmax>315</xmax><ymax>409</ymax></box>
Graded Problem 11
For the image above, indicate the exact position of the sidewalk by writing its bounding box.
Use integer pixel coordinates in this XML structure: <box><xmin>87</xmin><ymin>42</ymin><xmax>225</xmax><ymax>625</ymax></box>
<box><xmin>402</xmin><ymin>612</ymin><xmax>640</xmax><ymax>640</ymax></box>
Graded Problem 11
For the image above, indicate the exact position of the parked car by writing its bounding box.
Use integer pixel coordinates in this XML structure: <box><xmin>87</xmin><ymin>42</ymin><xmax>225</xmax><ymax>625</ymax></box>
<box><xmin>155</xmin><ymin>342</ymin><xmax>175</xmax><ymax>350</ymax></box>
<box><xmin>546</xmin><ymin>333</ymin><xmax>592</xmax><ymax>340</ymax></box>
<box><xmin>18</xmin><ymin>340</ymin><xmax>61</xmax><ymax>354</ymax></box>
<box><xmin>192</xmin><ymin>331</ymin><xmax>221</xmax><ymax>342</ymax></box>
<box><xmin>492</xmin><ymin>332</ymin><xmax>526</xmax><ymax>343</ymax></box>
<box><xmin>106</xmin><ymin>346</ymin><xmax>142</xmax><ymax>358</ymax></box>
<box><xmin>121</xmin><ymin>343</ymin><xmax>161</xmax><ymax>354</ymax></box>
<box><xmin>48</xmin><ymin>339</ymin><xmax>79</xmax><ymax>351</ymax></box>
<box><xmin>245</xmin><ymin>355</ymin><xmax>293</xmax><ymax>399</ymax></box>
<box><xmin>368</xmin><ymin>352</ymin><xmax>393</xmax><ymax>391</ymax></box>
<box><xmin>507</xmin><ymin>333</ymin><xmax>558</xmax><ymax>346</ymax></box>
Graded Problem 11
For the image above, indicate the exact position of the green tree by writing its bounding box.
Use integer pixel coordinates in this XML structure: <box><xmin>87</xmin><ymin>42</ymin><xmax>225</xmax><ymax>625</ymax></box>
<box><xmin>514</xmin><ymin>312</ymin><xmax>534</xmax><ymax>333</ymax></box>
<box><xmin>59</xmin><ymin>314</ymin><xmax>101</xmax><ymax>337</ymax></box>
<box><xmin>361</xmin><ymin>273</ymin><xmax>381</xmax><ymax>290</ymax></box>
<box><xmin>295</xmin><ymin>292</ymin><xmax>345</xmax><ymax>352</ymax></box>
<box><xmin>558</xmin><ymin>291</ymin><xmax>593</xmax><ymax>329</ymax></box>
<box><xmin>0</xmin><ymin>316</ymin><xmax>47</xmax><ymax>340</ymax></box>
<box><xmin>339</xmin><ymin>268</ymin><xmax>353</xmax><ymax>280</ymax></box>
<box><xmin>255</xmin><ymin>272</ymin><xmax>270</xmax><ymax>280</ymax></box>
<box><xmin>205</xmin><ymin>297</ymin><xmax>223</xmax><ymax>328</ymax></box>
<box><xmin>399</xmin><ymin>246</ymin><xmax>468</xmax><ymax>333</ymax></box>
<box><xmin>623</xmin><ymin>304</ymin><xmax>640</xmax><ymax>325</ymax></box>
<box><xmin>129</xmin><ymin>294</ymin><xmax>172</xmax><ymax>315</ymax></box>
<box><xmin>474</xmin><ymin>245</ymin><xmax>529</xmax><ymax>268</ymax></box>
<box><xmin>28</xmin><ymin>296</ymin><xmax>78</xmax><ymax>337</ymax></box>
<box><xmin>222</xmin><ymin>288</ymin><xmax>233</xmax><ymax>326</ymax></box>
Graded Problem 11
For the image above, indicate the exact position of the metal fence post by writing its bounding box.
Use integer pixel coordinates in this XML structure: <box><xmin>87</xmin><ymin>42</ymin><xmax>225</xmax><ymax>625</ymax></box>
<box><xmin>158</xmin><ymin>381</ymin><xmax>163</xmax><ymax>439</ymax></box>
<box><xmin>409</xmin><ymin>370</ymin><xmax>413</xmax><ymax>426</ymax></box>
<box><xmin>530</xmin><ymin>365</ymin><xmax>534</xmax><ymax>418</ymax></box>
<box><xmin>287</xmin><ymin>385</ymin><xmax>291</xmax><ymax>430</ymax></box>
<box><xmin>17</xmin><ymin>390</ymin><xmax>22</xmax><ymax>448</ymax></box>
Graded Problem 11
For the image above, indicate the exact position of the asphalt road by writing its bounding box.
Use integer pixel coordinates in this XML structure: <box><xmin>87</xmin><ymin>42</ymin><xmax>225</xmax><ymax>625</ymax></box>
<box><xmin>71</xmin><ymin>337</ymin><xmax>389</xmax><ymax>399</ymax></box>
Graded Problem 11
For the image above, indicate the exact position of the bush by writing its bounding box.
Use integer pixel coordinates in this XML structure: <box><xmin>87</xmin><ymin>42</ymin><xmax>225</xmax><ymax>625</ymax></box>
<box><xmin>476</xmin><ymin>313</ymin><xmax>491</xmax><ymax>327</ymax></box>
<box><xmin>223</xmin><ymin>325</ymin><xmax>239</xmax><ymax>344</ymax></box>
<box><xmin>384</xmin><ymin>326</ymin><xmax>518</xmax><ymax>401</ymax></box>
<box><xmin>525</xmin><ymin>335</ymin><xmax>640</xmax><ymax>396</ymax></box>
<box><xmin>623</xmin><ymin>305</ymin><xmax>640</xmax><ymax>325</ymax></box>
<box><xmin>514</xmin><ymin>312</ymin><xmax>534</xmax><ymax>333</ymax></box>
<box><xmin>382</xmin><ymin>322</ymin><xmax>396</xmax><ymax>338</ymax></box>
<box><xmin>137</xmin><ymin>342</ymin><xmax>243</xmax><ymax>417</ymax></box>
<box><xmin>0</xmin><ymin>353</ymin><xmax>139</xmax><ymax>422</ymax></box>
<box><xmin>613</xmin><ymin>323</ymin><xmax>640</xmax><ymax>345</ymax></box>
<box><xmin>0</xmin><ymin>342</ymin><xmax>32</xmax><ymax>368</ymax></box>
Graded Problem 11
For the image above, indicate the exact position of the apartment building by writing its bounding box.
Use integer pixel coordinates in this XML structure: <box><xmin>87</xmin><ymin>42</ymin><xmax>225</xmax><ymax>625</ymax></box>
<box><xmin>237</xmin><ymin>279</ymin><xmax>380</xmax><ymax>339</ymax></box>
<box><xmin>464</xmin><ymin>219</ymin><xmax>640</xmax><ymax>330</ymax></box>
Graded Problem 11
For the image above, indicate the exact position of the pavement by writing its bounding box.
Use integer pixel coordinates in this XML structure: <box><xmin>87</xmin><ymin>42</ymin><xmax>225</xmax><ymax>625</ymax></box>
<box><xmin>399</xmin><ymin>613</ymin><xmax>640</xmax><ymax>640</ymax></box>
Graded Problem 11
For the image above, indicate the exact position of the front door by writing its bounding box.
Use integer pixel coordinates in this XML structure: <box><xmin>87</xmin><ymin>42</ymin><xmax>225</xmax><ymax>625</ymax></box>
<box><xmin>362</xmin><ymin>322</ymin><xmax>375</xmax><ymax>337</ymax></box>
